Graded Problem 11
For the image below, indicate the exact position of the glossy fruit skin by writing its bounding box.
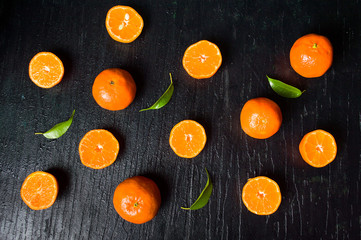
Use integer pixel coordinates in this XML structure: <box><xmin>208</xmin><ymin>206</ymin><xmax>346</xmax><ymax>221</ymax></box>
<box><xmin>290</xmin><ymin>33</ymin><xmax>333</xmax><ymax>78</ymax></box>
<box><xmin>299</xmin><ymin>129</ymin><xmax>337</xmax><ymax>168</ymax></box>
<box><xmin>113</xmin><ymin>176</ymin><xmax>161</xmax><ymax>224</ymax></box>
<box><xmin>92</xmin><ymin>68</ymin><xmax>136</xmax><ymax>111</ymax></box>
<box><xmin>240</xmin><ymin>97</ymin><xmax>282</xmax><ymax>139</ymax></box>
<box><xmin>20</xmin><ymin>171</ymin><xmax>58</xmax><ymax>210</ymax></box>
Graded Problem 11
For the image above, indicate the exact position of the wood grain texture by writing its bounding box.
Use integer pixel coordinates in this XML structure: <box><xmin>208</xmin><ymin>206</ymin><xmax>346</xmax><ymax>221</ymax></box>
<box><xmin>0</xmin><ymin>0</ymin><xmax>360</xmax><ymax>239</ymax></box>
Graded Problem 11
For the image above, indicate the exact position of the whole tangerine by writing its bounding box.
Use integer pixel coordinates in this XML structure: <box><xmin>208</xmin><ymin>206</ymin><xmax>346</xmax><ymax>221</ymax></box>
<box><xmin>92</xmin><ymin>68</ymin><xmax>136</xmax><ymax>111</ymax></box>
<box><xmin>113</xmin><ymin>176</ymin><xmax>161</xmax><ymax>224</ymax></box>
<box><xmin>240</xmin><ymin>97</ymin><xmax>282</xmax><ymax>139</ymax></box>
<box><xmin>290</xmin><ymin>33</ymin><xmax>333</xmax><ymax>78</ymax></box>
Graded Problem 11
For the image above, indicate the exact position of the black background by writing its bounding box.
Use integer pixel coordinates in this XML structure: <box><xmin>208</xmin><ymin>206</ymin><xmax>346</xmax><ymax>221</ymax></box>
<box><xmin>1</xmin><ymin>0</ymin><xmax>360</xmax><ymax>239</ymax></box>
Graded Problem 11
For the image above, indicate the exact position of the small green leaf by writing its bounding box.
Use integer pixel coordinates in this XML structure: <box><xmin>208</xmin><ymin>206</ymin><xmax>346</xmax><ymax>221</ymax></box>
<box><xmin>35</xmin><ymin>110</ymin><xmax>75</xmax><ymax>139</ymax></box>
<box><xmin>139</xmin><ymin>73</ymin><xmax>174</xmax><ymax>112</ymax></box>
<box><xmin>181</xmin><ymin>168</ymin><xmax>213</xmax><ymax>210</ymax></box>
<box><xmin>267</xmin><ymin>75</ymin><xmax>305</xmax><ymax>98</ymax></box>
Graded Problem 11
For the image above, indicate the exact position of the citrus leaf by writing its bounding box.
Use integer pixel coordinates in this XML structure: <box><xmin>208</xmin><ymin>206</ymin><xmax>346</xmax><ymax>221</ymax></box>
<box><xmin>35</xmin><ymin>110</ymin><xmax>75</xmax><ymax>139</ymax></box>
<box><xmin>181</xmin><ymin>168</ymin><xmax>213</xmax><ymax>210</ymax></box>
<box><xmin>140</xmin><ymin>73</ymin><xmax>174</xmax><ymax>112</ymax></box>
<box><xmin>267</xmin><ymin>75</ymin><xmax>305</xmax><ymax>98</ymax></box>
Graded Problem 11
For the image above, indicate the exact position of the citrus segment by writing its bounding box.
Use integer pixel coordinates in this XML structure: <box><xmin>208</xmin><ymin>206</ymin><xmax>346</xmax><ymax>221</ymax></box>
<box><xmin>290</xmin><ymin>33</ymin><xmax>333</xmax><ymax>78</ymax></box>
<box><xmin>79</xmin><ymin>129</ymin><xmax>119</xmax><ymax>169</ymax></box>
<box><xmin>299</xmin><ymin>129</ymin><xmax>337</xmax><ymax>167</ymax></box>
<box><xmin>20</xmin><ymin>171</ymin><xmax>58</xmax><ymax>210</ymax></box>
<box><xmin>242</xmin><ymin>176</ymin><xmax>281</xmax><ymax>215</ymax></box>
<box><xmin>29</xmin><ymin>52</ymin><xmax>64</xmax><ymax>88</ymax></box>
<box><xmin>169</xmin><ymin>120</ymin><xmax>207</xmax><ymax>158</ymax></box>
<box><xmin>106</xmin><ymin>6</ymin><xmax>144</xmax><ymax>43</ymax></box>
<box><xmin>182</xmin><ymin>40</ymin><xmax>222</xmax><ymax>79</ymax></box>
<box><xmin>240</xmin><ymin>97</ymin><xmax>282</xmax><ymax>139</ymax></box>
<box><xmin>113</xmin><ymin>176</ymin><xmax>161</xmax><ymax>224</ymax></box>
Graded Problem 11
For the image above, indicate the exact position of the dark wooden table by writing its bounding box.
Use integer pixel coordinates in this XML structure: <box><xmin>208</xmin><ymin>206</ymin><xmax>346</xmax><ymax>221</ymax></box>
<box><xmin>1</xmin><ymin>0</ymin><xmax>360</xmax><ymax>239</ymax></box>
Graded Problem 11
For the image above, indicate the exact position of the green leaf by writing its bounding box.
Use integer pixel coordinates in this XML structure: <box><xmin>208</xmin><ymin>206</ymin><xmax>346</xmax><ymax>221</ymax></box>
<box><xmin>181</xmin><ymin>168</ymin><xmax>213</xmax><ymax>210</ymax></box>
<box><xmin>267</xmin><ymin>75</ymin><xmax>305</xmax><ymax>98</ymax></box>
<box><xmin>35</xmin><ymin>110</ymin><xmax>75</xmax><ymax>139</ymax></box>
<box><xmin>139</xmin><ymin>73</ymin><xmax>174</xmax><ymax>112</ymax></box>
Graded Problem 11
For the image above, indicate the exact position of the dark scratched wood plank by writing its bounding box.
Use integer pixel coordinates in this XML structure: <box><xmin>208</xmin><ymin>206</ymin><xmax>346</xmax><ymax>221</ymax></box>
<box><xmin>0</xmin><ymin>0</ymin><xmax>360</xmax><ymax>239</ymax></box>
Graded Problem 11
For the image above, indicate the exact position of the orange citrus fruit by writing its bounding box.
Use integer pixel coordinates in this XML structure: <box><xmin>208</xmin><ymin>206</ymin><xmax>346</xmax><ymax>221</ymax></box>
<box><xmin>240</xmin><ymin>97</ymin><xmax>282</xmax><ymax>139</ymax></box>
<box><xmin>106</xmin><ymin>5</ymin><xmax>144</xmax><ymax>43</ymax></box>
<box><xmin>20</xmin><ymin>171</ymin><xmax>58</xmax><ymax>210</ymax></box>
<box><xmin>182</xmin><ymin>40</ymin><xmax>222</xmax><ymax>79</ymax></box>
<box><xmin>29</xmin><ymin>52</ymin><xmax>64</xmax><ymax>88</ymax></box>
<box><xmin>299</xmin><ymin>129</ymin><xmax>337</xmax><ymax>168</ymax></box>
<box><xmin>169</xmin><ymin>120</ymin><xmax>207</xmax><ymax>158</ymax></box>
<box><xmin>92</xmin><ymin>68</ymin><xmax>136</xmax><ymax>111</ymax></box>
<box><xmin>79</xmin><ymin>129</ymin><xmax>119</xmax><ymax>169</ymax></box>
<box><xmin>113</xmin><ymin>176</ymin><xmax>161</xmax><ymax>224</ymax></box>
<box><xmin>242</xmin><ymin>176</ymin><xmax>282</xmax><ymax>215</ymax></box>
<box><xmin>290</xmin><ymin>33</ymin><xmax>333</xmax><ymax>78</ymax></box>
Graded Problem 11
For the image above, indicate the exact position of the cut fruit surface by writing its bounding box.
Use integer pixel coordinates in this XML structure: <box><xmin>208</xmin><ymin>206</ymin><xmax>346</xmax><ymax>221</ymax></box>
<box><xmin>29</xmin><ymin>52</ymin><xmax>64</xmax><ymax>88</ymax></box>
<box><xmin>169</xmin><ymin>120</ymin><xmax>207</xmax><ymax>158</ymax></box>
<box><xmin>20</xmin><ymin>171</ymin><xmax>58</xmax><ymax>210</ymax></box>
<box><xmin>79</xmin><ymin>129</ymin><xmax>119</xmax><ymax>169</ymax></box>
<box><xmin>242</xmin><ymin>176</ymin><xmax>281</xmax><ymax>215</ymax></box>
<box><xmin>299</xmin><ymin>129</ymin><xmax>337</xmax><ymax>167</ymax></box>
<box><xmin>106</xmin><ymin>5</ymin><xmax>144</xmax><ymax>43</ymax></box>
<box><xmin>182</xmin><ymin>40</ymin><xmax>222</xmax><ymax>79</ymax></box>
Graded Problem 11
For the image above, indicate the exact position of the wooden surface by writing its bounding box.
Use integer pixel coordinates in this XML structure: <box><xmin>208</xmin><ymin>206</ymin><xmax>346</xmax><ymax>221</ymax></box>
<box><xmin>1</xmin><ymin>0</ymin><xmax>361</xmax><ymax>239</ymax></box>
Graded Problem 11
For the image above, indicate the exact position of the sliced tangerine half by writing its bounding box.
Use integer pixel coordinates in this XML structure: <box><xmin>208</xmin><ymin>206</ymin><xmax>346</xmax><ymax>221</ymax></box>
<box><xmin>20</xmin><ymin>171</ymin><xmax>58</xmax><ymax>210</ymax></box>
<box><xmin>29</xmin><ymin>52</ymin><xmax>64</xmax><ymax>88</ymax></box>
<box><xmin>106</xmin><ymin>5</ymin><xmax>144</xmax><ymax>43</ymax></box>
<box><xmin>182</xmin><ymin>40</ymin><xmax>222</xmax><ymax>79</ymax></box>
<box><xmin>242</xmin><ymin>176</ymin><xmax>282</xmax><ymax>215</ymax></box>
<box><xmin>299</xmin><ymin>129</ymin><xmax>337</xmax><ymax>168</ymax></box>
<box><xmin>79</xmin><ymin>129</ymin><xmax>120</xmax><ymax>169</ymax></box>
<box><xmin>169</xmin><ymin>120</ymin><xmax>207</xmax><ymax>158</ymax></box>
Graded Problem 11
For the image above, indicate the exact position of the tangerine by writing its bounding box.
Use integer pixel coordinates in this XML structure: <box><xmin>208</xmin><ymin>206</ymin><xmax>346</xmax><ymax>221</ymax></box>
<box><xmin>20</xmin><ymin>171</ymin><xmax>58</xmax><ymax>210</ymax></box>
<box><xmin>240</xmin><ymin>97</ymin><xmax>282</xmax><ymax>139</ymax></box>
<box><xmin>79</xmin><ymin>129</ymin><xmax>119</xmax><ymax>169</ymax></box>
<box><xmin>92</xmin><ymin>68</ymin><xmax>136</xmax><ymax>111</ymax></box>
<box><xmin>290</xmin><ymin>33</ymin><xmax>333</xmax><ymax>78</ymax></box>
<box><xmin>182</xmin><ymin>40</ymin><xmax>222</xmax><ymax>79</ymax></box>
<box><xmin>106</xmin><ymin>6</ymin><xmax>144</xmax><ymax>43</ymax></box>
<box><xmin>29</xmin><ymin>52</ymin><xmax>64</xmax><ymax>88</ymax></box>
<box><xmin>113</xmin><ymin>176</ymin><xmax>161</xmax><ymax>224</ymax></box>
<box><xmin>299</xmin><ymin>129</ymin><xmax>337</xmax><ymax>167</ymax></box>
<box><xmin>169</xmin><ymin>120</ymin><xmax>207</xmax><ymax>158</ymax></box>
<box><xmin>242</xmin><ymin>176</ymin><xmax>281</xmax><ymax>215</ymax></box>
